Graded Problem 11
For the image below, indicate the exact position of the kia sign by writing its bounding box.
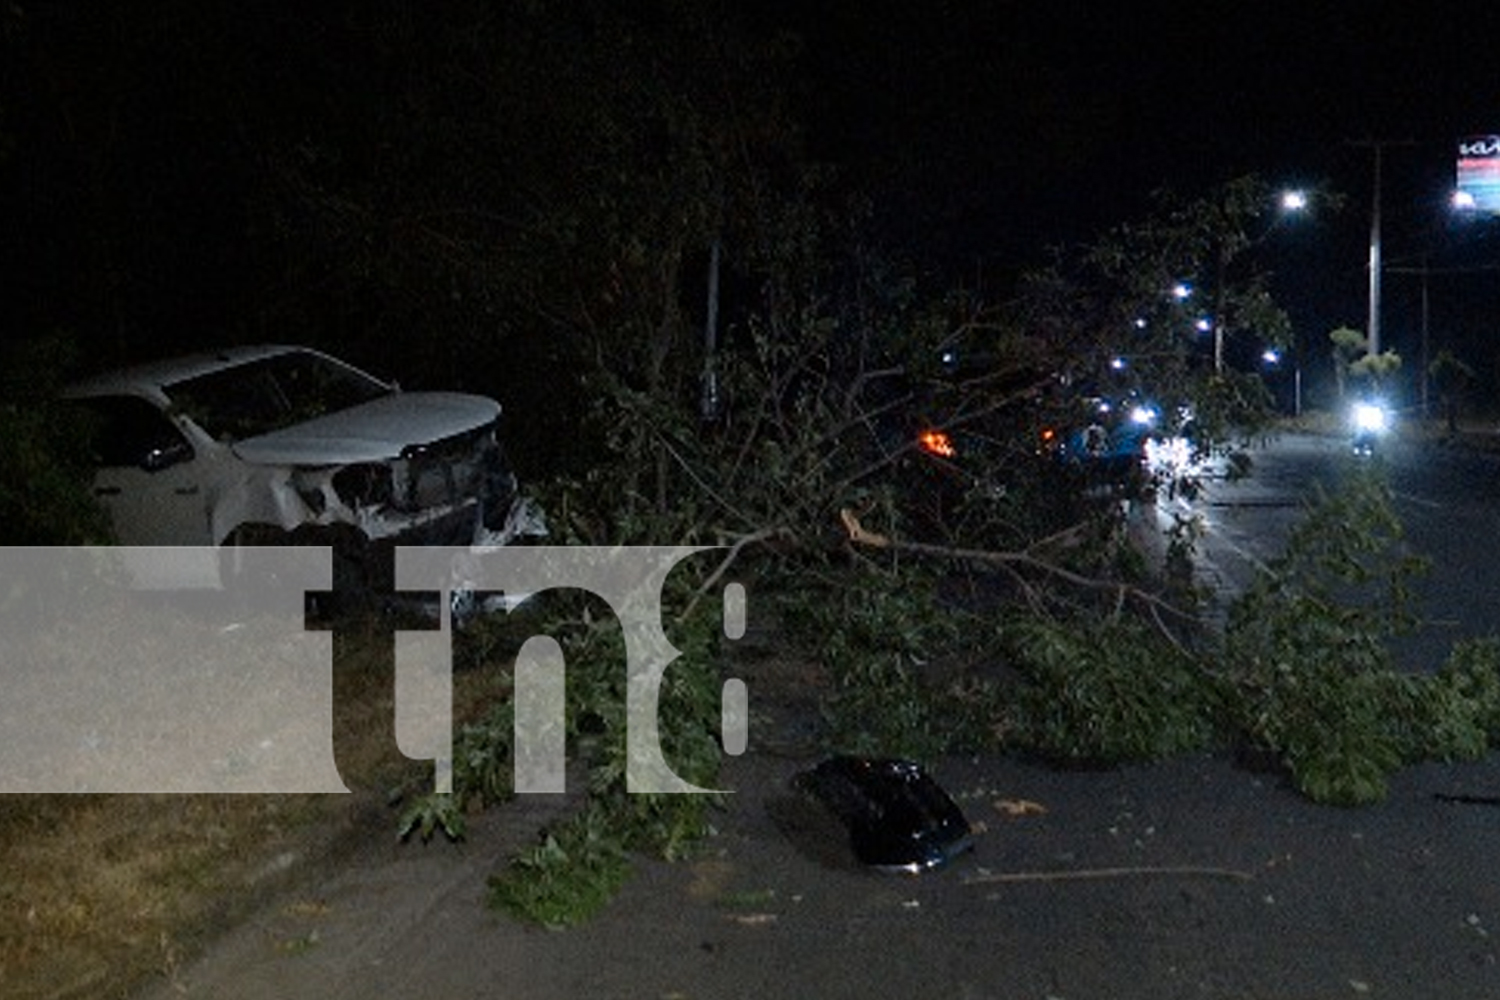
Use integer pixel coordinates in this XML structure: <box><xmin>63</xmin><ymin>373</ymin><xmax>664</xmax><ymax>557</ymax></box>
<box><xmin>1456</xmin><ymin>135</ymin><xmax>1500</xmax><ymax>213</ymax></box>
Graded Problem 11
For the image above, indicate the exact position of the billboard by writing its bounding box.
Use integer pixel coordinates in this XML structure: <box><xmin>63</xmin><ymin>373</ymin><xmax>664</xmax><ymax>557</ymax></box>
<box><xmin>1456</xmin><ymin>136</ymin><xmax>1500</xmax><ymax>213</ymax></box>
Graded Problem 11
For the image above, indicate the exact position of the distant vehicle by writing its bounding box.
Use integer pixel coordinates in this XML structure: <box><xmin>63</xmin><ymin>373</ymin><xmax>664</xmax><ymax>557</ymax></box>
<box><xmin>1350</xmin><ymin>399</ymin><xmax>1390</xmax><ymax>457</ymax></box>
<box><xmin>63</xmin><ymin>344</ymin><xmax>546</xmax><ymax>595</ymax></box>
<box><xmin>1041</xmin><ymin>395</ymin><xmax>1159</xmax><ymax>498</ymax></box>
<box><xmin>793</xmin><ymin>756</ymin><xmax>973</xmax><ymax>873</ymax></box>
<box><xmin>871</xmin><ymin>363</ymin><xmax>1059</xmax><ymax>536</ymax></box>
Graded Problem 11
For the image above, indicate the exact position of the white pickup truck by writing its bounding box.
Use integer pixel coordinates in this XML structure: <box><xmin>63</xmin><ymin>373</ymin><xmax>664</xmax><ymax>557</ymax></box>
<box><xmin>64</xmin><ymin>344</ymin><xmax>545</xmax><ymax>593</ymax></box>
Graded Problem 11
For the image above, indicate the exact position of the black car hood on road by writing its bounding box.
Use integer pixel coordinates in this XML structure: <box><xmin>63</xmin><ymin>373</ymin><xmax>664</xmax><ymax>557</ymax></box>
<box><xmin>792</xmin><ymin>756</ymin><xmax>973</xmax><ymax>873</ymax></box>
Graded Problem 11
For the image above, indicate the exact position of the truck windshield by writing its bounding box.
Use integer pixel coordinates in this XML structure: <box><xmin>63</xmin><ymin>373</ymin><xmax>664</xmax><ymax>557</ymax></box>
<box><xmin>166</xmin><ymin>350</ymin><xmax>391</xmax><ymax>441</ymax></box>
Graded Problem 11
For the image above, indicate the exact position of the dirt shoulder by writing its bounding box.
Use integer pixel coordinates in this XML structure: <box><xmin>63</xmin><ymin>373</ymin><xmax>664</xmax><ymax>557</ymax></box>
<box><xmin>0</xmin><ymin>620</ymin><xmax>509</xmax><ymax>1000</ymax></box>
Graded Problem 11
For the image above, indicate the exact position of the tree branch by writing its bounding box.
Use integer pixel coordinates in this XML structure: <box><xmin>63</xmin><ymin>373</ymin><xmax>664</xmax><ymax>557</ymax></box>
<box><xmin>837</xmin><ymin>508</ymin><xmax>1202</xmax><ymax>646</ymax></box>
<box><xmin>677</xmin><ymin>525</ymin><xmax>792</xmax><ymax>625</ymax></box>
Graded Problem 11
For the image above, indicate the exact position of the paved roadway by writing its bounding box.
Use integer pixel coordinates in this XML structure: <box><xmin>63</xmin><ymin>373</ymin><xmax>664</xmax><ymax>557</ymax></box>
<box><xmin>128</xmin><ymin>428</ymin><xmax>1500</xmax><ymax>1000</ymax></box>
<box><xmin>134</xmin><ymin>740</ymin><xmax>1500</xmax><ymax>1000</ymax></box>
<box><xmin>1161</xmin><ymin>429</ymin><xmax>1500</xmax><ymax>669</ymax></box>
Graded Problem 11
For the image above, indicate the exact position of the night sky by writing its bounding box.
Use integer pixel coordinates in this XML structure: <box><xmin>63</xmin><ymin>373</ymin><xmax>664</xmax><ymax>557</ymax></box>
<box><xmin>6</xmin><ymin>1</ymin><xmax>1500</xmax><ymax>394</ymax></box>
<box><xmin>776</xmin><ymin>0</ymin><xmax>1500</xmax><ymax>363</ymax></box>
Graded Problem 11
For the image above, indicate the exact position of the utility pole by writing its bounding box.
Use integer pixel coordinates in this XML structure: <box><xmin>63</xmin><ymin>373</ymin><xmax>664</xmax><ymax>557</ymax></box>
<box><xmin>1387</xmin><ymin>260</ymin><xmax>1500</xmax><ymax>419</ymax></box>
<box><xmin>1420</xmin><ymin>262</ymin><xmax>1430</xmax><ymax>416</ymax></box>
<box><xmin>1213</xmin><ymin>242</ymin><xmax>1228</xmax><ymax>373</ymax></box>
<box><xmin>1367</xmin><ymin>141</ymin><xmax>1384</xmax><ymax>357</ymax></box>
<box><xmin>1349</xmin><ymin>139</ymin><xmax>1415</xmax><ymax>358</ymax></box>
<box><xmin>700</xmin><ymin>237</ymin><xmax>722</xmax><ymax>421</ymax></box>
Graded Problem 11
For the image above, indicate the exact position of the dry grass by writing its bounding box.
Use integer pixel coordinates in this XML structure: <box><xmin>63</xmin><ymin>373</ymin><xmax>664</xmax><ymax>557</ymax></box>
<box><xmin>0</xmin><ymin>794</ymin><xmax>337</xmax><ymax>997</ymax></box>
<box><xmin>0</xmin><ymin>608</ymin><xmax>517</xmax><ymax>1000</ymax></box>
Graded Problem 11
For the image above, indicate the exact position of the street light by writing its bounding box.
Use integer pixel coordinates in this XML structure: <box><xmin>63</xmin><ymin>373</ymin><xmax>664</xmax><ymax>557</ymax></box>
<box><xmin>1213</xmin><ymin>188</ymin><xmax>1308</xmax><ymax>372</ymax></box>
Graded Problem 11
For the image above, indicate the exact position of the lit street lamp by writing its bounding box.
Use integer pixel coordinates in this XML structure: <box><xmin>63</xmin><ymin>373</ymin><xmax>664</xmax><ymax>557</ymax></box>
<box><xmin>1213</xmin><ymin>188</ymin><xmax>1307</xmax><ymax>372</ymax></box>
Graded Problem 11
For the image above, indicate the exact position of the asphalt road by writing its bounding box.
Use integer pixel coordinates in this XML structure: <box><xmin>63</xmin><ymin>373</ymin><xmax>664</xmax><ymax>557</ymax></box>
<box><xmin>130</xmin><ymin>429</ymin><xmax>1500</xmax><ymax>1000</ymax></box>
<box><xmin>1384</xmin><ymin>433</ymin><xmax>1500</xmax><ymax>661</ymax></box>
<box><xmin>1169</xmin><ymin>429</ymin><xmax>1500</xmax><ymax>669</ymax></box>
<box><xmin>134</xmin><ymin>749</ymin><xmax>1500</xmax><ymax>1000</ymax></box>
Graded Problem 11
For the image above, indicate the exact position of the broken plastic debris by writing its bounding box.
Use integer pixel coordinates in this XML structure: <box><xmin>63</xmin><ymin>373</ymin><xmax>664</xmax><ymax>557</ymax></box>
<box><xmin>791</xmin><ymin>756</ymin><xmax>973</xmax><ymax>874</ymax></box>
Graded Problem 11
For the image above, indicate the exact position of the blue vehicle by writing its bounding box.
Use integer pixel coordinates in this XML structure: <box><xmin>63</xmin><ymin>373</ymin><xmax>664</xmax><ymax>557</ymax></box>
<box><xmin>1044</xmin><ymin>396</ymin><xmax>1159</xmax><ymax>497</ymax></box>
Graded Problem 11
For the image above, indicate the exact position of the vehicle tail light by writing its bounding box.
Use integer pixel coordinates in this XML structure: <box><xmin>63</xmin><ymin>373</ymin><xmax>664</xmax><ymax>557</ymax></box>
<box><xmin>917</xmin><ymin>429</ymin><xmax>957</xmax><ymax>458</ymax></box>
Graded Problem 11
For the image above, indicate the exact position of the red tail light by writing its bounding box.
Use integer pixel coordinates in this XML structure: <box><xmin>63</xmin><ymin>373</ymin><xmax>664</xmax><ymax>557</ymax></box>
<box><xmin>917</xmin><ymin>429</ymin><xmax>957</xmax><ymax>458</ymax></box>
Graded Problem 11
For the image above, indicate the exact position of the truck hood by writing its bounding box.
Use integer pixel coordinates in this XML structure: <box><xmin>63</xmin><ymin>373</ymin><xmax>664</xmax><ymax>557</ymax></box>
<box><xmin>231</xmin><ymin>392</ymin><xmax>501</xmax><ymax>466</ymax></box>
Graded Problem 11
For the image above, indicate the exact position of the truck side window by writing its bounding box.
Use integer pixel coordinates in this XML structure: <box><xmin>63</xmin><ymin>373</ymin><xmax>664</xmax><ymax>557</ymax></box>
<box><xmin>76</xmin><ymin>396</ymin><xmax>194</xmax><ymax>469</ymax></box>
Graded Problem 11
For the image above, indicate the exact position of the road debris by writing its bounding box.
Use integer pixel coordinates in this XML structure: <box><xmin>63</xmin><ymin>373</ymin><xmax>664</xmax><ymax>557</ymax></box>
<box><xmin>963</xmin><ymin>865</ymin><xmax>1253</xmax><ymax>886</ymax></box>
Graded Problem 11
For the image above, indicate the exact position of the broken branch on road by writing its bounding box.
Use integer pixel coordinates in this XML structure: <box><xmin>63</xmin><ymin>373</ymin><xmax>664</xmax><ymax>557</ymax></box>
<box><xmin>837</xmin><ymin>507</ymin><xmax>1201</xmax><ymax>647</ymax></box>
<box><xmin>963</xmin><ymin>865</ymin><xmax>1254</xmax><ymax>886</ymax></box>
